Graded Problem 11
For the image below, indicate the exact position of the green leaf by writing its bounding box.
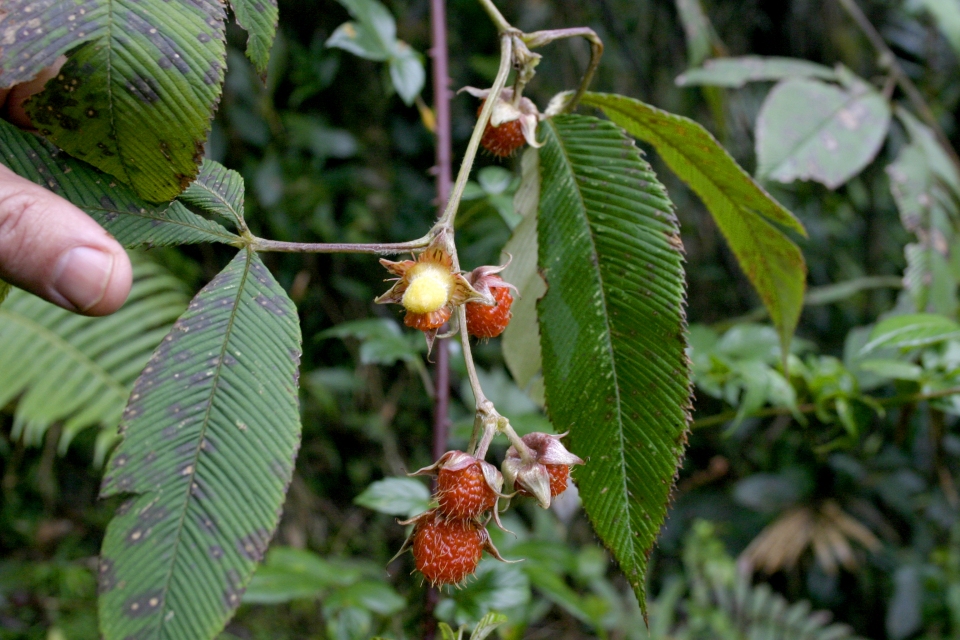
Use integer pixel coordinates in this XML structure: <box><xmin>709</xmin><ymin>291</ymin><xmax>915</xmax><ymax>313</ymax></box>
<box><xmin>861</xmin><ymin>313</ymin><xmax>960</xmax><ymax>354</ymax></box>
<box><xmin>98</xmin><ymin>249</ymin><xmax>303</xmax><ymax>640</ymax></box>
<box><xmin>323</xmin><ymin>581</ymin><xmax>405</xmax><ymax>616</ymax></box>
<box><xmin>580</xmin><ymin>92</ymin><xmax>807</xmax><ymax>356</ymax></box>
<box><xmin>243</xmin><ymin>547</ymin><xmax>364</xmax><ymax>604</ymax></box>
<box><xmin>673</xmin><ymin>0</ymin><xmax>713</xmax><ymax>67</ymax></box>
<box><xmin>11</xmin><ymin>0</ymin><xmax>227</xmax><ymax>201</ymax></box>
<box><xmin>353</xmin><ymin>477</ymin><xmax>432</xmax><ymax>517</ymax></box>
<box><xmin>388</xmin><ymin>41</ymin><xmax>425</xmax><ymax>105</ymax></box>
<box><xmin>755</xmin><ymin>77</ymin><xmax>891</xmax><ymax>189</ymax></box>
<box><xmin>437</xmin><ymin>622</ymin><xmax>460</xmax><ymax>640</ymax></box>
<box><xmin>676</xmin><ymin>56</ymin><xmax>837</xmax><ymax>88</ymax></box>
<box><xmin>915</xmin><ymin>0</ymin><xmax>960</xmax><ymax>58</ymax></box>
<box><xmin>179</xmin><ymin>159</ymin><xmax>247</xmax><ymax>231</ymax></box>
<box><xmin>536</xmin><ymin>115</ymin><xmax>691</xmax><ymax>616</ymax></box>
<box><xmin>0</xmin><ymin>279</ymin><xmax>9</xmax><ymax>308</ymax></box>
<box><xmin>437</xmin><ymin>561</ymin><xmax>530</xmax><ymax>628</ymax></box>
<box><xmin>470</xmin><ymin>612</ymin><xmax>508</xmax><ymax>640</ymax></box>
<box><xmin>319</xmin><ymin>318</ymin><xmax>423</xmax><ymax>366</ymax></box>
<box><xmin>0</xmin><ymin>258</ymin><xmax>188</xmax><ymax>461</ymax></box>
<box><xmin>326</xmin><ymin>0</ymin><xmax>397</xmax><ymax>61</ymax></box>
<box><xmin>228</xmin><ymin>0</ymin><xmax>279</xmax><ymax>78</ymax></box>
<box><xmin>501</xmin><ymin>148</ymin><xmax>546</xmax><ymax>392</ymax></box>
<box><xmin>0</xmin><ymin>120</ymin><xmax>239</xmax><ymax>247</ymax></box>
<box><xmin>856</xmin><ymin>359</ymin><xmax>924</xmax><ymax>381</ymax></box>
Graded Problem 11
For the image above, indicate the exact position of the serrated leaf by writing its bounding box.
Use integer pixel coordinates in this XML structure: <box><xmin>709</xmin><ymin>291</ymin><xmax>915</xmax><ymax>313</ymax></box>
<box><xmin>861</xmin><ymin>313</ymin><xmax>960</xmax><ymax>354</ymax></box>
<box><xmin>502</xmin><ymin>148</ymin><xmax>545</xmax><ymax>391</ymax></box>
<box><xmin>228</xmin><ymin>0</ymin><xmax>279</xmax><ymax>78</ymax></box>
<box><xmin>0</xmin><ymin>258</ymin><xmax>187</xmax><ymax>460</ymax></box>
<box><xmin>676</xmin><ymin>56</ymin><xmax>837</xmax><ymax>88</ymax></box>
<box><xmin>470</xmin><ymin>612</ymin><xmax>508</xmax><ymax>640</ymax></box>
<box><xmin>0</xmin><ymin>120</ymin><xmax>239</xmax><ymax>247</ymax></box>
<box><xmin>8</xmin><ymin>0</ymin><xmax>227</xmax><ymax>201</ymax></box>
<box><xmin>756</xmin><ymin>78</ymin><xmax>891</xmax><ymax>189</ymax></box>
<box><xmin>179</xmin><ymin>159</ymin><xmax>247</xmax><ymax>231</ymax></box>
<box><xmin>98</xmin><ymin>249</ymin><xmax>302</xmax><ymax>640</ymax></box>
<box><xmin>388</xmin><ymin>41</ymin><xmax>425</xmax><ymax>105</ymax></box>
<box><xmin>354</xmin><ymin>477</ymin><xmax>432</xmax><ymax>517</ymax></box>
<box><xmin>536</xmin><ymin>115</ymin><xmax>691</xmax><ymax>616</ymax></box>
<box><xmin>581</xmin><ymin>92</ymin><xmax>806</xmax><ymax>357</ymax></box>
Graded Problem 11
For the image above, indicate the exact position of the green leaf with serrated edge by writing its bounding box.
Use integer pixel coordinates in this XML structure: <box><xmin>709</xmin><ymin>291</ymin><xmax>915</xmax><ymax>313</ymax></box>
<box><xmin>0</xmin><ymin>258</ymin><xmax>188</xmax><ymax>459</ymax></box>
<box><xmin>755</xmin><ymin>78</ymin><xmax>891</xmax><ymax>189</ymax></box>
<box><xmin>470</xmin><ymin>612</ymin><xmax>508</xmax><ymax>640</ymax></box>
<box><xmin>98</xmin><ymin>249</ymin><xmax>302</xmax><ymax>640</ymax></box>
<box><xmin>228</xmin><ymin>0</ymin><xmax>279</xmax><ymax>78</ymax></box>
<box><xmin>502</xmin><ymin>148</ymin><xmax>545</xmax><ymax>391</ymax></box>
<box><xmin>179</xmin><ymin>159</ymin><xmax>247</xmax><ymax>231</ymax></box>
<box><xmin>676</xmin><ymin>56</ymin><xmax>836</xmax><ymax>88</ymax></box>
<box><xmin>11</xmin><ymin>0</ymin><xmax>226</xmax><ymax>202</ymax></box>
<box><xmin>0</xmin><ymin>119</ymin><xmax>238</xmax><ymax>248</ymax></box>
<box><xmin>581</xmin><ymin>92</ymin><xmax>806</xmax><ymax>357</ymax></box>
<box><xmin>536</xmin><ymin>115</ymin><xmax>691</xmax><ymax>617</ymax></box>
<box><xmin>354</xmin><ymin>477</ymin><xmax>432</xmax><ymax>517</ymax></box>
<box><xmin>861</xmin><ymin>313</ymin><xmax>960</xmax><ymax>354</ymax></box>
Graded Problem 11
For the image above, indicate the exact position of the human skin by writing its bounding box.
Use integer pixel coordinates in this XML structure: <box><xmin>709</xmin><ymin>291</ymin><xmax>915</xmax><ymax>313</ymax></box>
<box><xmin>0</xmin><ymin>59</ymin><xmax>131</xmax><ymax>316</ymax></box>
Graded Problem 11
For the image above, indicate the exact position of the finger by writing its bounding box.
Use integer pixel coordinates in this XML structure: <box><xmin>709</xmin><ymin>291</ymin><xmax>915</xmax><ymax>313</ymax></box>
<box><xmin>0</xmin><ymin>164</ymin><xmax>132</xmax><ymax>315</ymax></box>
<box><xmin>2</xmin><ymin>57</ymin><xmax>67</xmax><ymax>129</ymax></box>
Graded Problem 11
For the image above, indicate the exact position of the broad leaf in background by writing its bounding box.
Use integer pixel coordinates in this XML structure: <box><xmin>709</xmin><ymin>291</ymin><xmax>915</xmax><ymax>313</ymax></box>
<box><xmin>179</xmin><ymin>159</ymin><xmax>248</xmax><ymax>231</ymax></box>
<box><xmin>581</xmin><ymin>92</ymin><xmax>807</xmax><ymax>356</ymax></box>
<box><xmin>861</xmin><ymin>313</ymin><xmax>960</xmax><ymax>354</ymax></box>
<box><xmin>228</xmin><ymin>0</ymin><xmax>280</xmax><ymax>78</ymax></box>
<box><xmin>326</xmin><ymin>0</ymin><xmax>425</xmax><ymax>105</ymax></box>
<box><xmin>501</xmin><ymin>148</ymin><xmax>546</xmax><ymax>394</ymax></box>
<box><xmin>0</xmin><ymin>259</ymin><xmax>187</xmax><ymax>463</ymax></box>
<box><xmin>0</xmin><ymin>121</ymin><xmax>239</xmax><ymax>247</ymax></box>
<box><xmin>353</xmin><ymin>477</ymin><xmax>432</xmax><ymax>517</ymax></box>
<box><xmin>536</xmin><ymin>114</ymin><xmax>691</xmax><ymax>615</ymax></box>
<box><xmin>676</xmin><ymin>56</ymin><xmax>836</xmax><ymax>88</ymax></box>
<box><xmin>98</xmin><ymin>249</ymin><xmax>302</xmax><ymax>640</ymax></box>
<box><xmin>915</xmin><ymin>0</ymin><xmax>960</xmax><ymax>58</ymax></box>
<box><xmin>673</xmin><ymin>0</ymin><xmax>714</xmax><ymax>67</ymax></box>
<box><xmin>4</xmin><ymin>0</ymin><xmax>226</xmax><ymax>202</ymax></box>
<box><xmin>243</xmin><ymin>547</ymin><xmax>370</xmax><ymax>605</ymax></box>
<box><xmin>755</xmin><ymin>76</ymin><xmax>891</xmax><ymax>189</ymax></box>
<box><xmin>320</xmin><ymin>318</ymin><xmax>424</xmax><ymax>366</ymax></box>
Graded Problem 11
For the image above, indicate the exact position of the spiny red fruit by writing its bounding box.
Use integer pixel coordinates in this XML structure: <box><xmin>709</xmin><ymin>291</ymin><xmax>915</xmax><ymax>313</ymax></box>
<box><xmin>465</xmin><ymin>279</ymin><xmax>513</xmax><ymax>339</ymax></box>
<box><xmin>437</xmin><ymin>462</ymin><xmax>498</xmax><ymax>518</ymax></box>
<box><xmin>477</xmin><ymin>104</ymin><xmax>526</xmax><ymax>157</ymax></box>
<box><xmin>412</xmin><ymin>511</ymin><xmax>486</xmax><ymax>586</ymax></box>
<box><xmin>404</xmin><ymin>306</ymin><xmax>451</xmax><ymax>331</ymax></box>
<box><xmin>517</xmin><ymin>464</ymin><xmax>570</xmax><ymax>498</ymax></box>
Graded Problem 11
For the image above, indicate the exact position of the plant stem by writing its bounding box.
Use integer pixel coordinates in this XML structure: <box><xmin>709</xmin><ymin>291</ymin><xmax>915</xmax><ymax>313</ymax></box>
<box><xmin>458</xmin><ymin>305</ymin><xmax>490</xmax><ymax>410</ymax></box>
<box><xmin>477</xmin><ymin>0</ymin><xmax>512</xmax><ymax>33</ymax></box>
<box><xmin>249</xmin><ymin>235</ymin><xmax>434</xmax><ymax>254</ymax></box>
<box><xmin>522</xmin><ymin>27</ymin><xmax>604</xmax><ymax>112</ymax></box>
<box><xmin>836</xmin><ymin>0</ymin><xmax>960</xmax><ymax>176</ymax></box>
<box><xmin>691</xmin><ymin>385</ymin><xmax>960</xmax><ymax>430</ymax></box>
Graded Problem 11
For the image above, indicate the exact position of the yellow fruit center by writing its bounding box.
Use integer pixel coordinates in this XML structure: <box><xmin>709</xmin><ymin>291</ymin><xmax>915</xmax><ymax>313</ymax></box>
<box><xmin>402</xmin><ymin>264</ymin><xmax>452</xmax><ymax>314</ymax></box>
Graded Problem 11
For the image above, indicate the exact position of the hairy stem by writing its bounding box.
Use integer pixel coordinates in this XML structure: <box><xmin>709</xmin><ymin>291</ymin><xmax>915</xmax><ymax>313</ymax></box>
<box><xmin>249</xmin><ymin>236</ymin><xmax>434</xmax><ymax>254</ymax></box>
<box><xmin>523</xmin><ymin>27</ymin><xmax>604</xmax><ymax>112</ymax></box>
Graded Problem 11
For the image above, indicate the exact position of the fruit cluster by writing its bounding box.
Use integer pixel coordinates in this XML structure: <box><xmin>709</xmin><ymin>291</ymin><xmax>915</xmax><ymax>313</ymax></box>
<box><xmin>391</xmin><ymin>434</ymin><xmax>583</xmax><ymax>586</ymax></box>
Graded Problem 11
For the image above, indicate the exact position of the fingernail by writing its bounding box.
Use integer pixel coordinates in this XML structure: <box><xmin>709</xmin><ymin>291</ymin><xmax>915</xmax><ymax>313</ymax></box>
<box><xmin>52</xmin><ymin>247</ymin><xmax>115</xmax><ymax>312</ymax></box>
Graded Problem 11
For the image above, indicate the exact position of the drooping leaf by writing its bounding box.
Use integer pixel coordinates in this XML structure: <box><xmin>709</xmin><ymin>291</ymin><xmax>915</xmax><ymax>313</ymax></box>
<box><xmin>673</xmin><ymin>0</ymin><xmax>714</xmax><ymax>67</ymax></box>
<box><xmin>98</xmin><ymin>249</ymin><xmax>302</xmax><ymax>640</ymax></box>
<box><xmin>501</xmin><ymin>148</ymin><xmax>545</xmax><ymax>392</ymax></box>
<box><xmin>5</xmin><ymin>0</ymin><xmax>227</xmax><ymax>202</ymax></box>
<box><xmin>0</xmin><ymin>120</ymin><xmax>239</xmax><ymax>247</ymax></box>
<box><xmin>861</xmin><ymin>313</ymin><xmax>960</xmax><ymax>354</ymax></box>
<box><xmin>228</xmin><ymin>0</ymin><xmax>279</xmax><ymax>78</ymax></box>
<box><xmin>179</xmin><ymin>159</ymin><xmax>247</xmax><ymax>231</ymax></box>
<box><xmin>353</xmin><ymin>477</ymin><xmax>432</xmax><ymax>517</ymax></box>
<box><xmin>326</xmin><ymin>0</ymin><xmax>396</xmax><ymax>61</ymax></box>
<box><xmin>755</xmin><ymin>77</ymin><xmax>891</xmax><ymax>189</ymax></box>
<box><xmin>388</xmin><ymin>41</ymin><xmax>425</xmax><ymax>105</ymax></box>
<box><xmin>580</xmin><ymin>92</ymin><xmax>806</xmax><ymax>356</ymax></box>
<box><xmin>676</xmin><ymin>56</ymin><xmax>836</xmax><ymax>88</ymax></box>
<box><xmin>536</xmin><ymin>115</ymin><xmax>691</xmax><ymax>615</ymax></box>
<box><xmin>0</xmin><ymin>258</ymin><xmax>188</xmax><ymax>462</ymax></box>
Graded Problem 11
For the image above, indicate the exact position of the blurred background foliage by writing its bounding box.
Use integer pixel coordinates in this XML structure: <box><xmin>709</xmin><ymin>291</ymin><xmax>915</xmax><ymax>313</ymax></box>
<box><xmin>2</xmin><ymin>0</ymin><xmax>960</xmax><ymax>637</ymax></box>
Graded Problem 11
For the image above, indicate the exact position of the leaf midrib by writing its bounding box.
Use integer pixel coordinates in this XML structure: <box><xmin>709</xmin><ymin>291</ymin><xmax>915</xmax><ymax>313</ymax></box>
<box><xmin>87</xmin><ymin>204</ymin><xmax>239</xmax><ymax>241</ymax></box>
<box><xmin>189</xmin><ymin>176</ymin><xmax>244</xmax><ymax>229</ymax></box>
<box><xmin>546</xmin><ymin>119</ymin><xmax>636</xmax><ymax>564</ymax></box>
<box><xmin>155</xmin><ymin>249</ymin><xmax>253</xmax><ymax>637</ymax></box>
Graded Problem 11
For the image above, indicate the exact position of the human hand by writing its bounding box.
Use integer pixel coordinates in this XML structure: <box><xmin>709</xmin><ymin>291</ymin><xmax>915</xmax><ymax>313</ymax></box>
<box><xmin>0</xmin><ymin>61</ymin><xmax>131</xmax><ymax>316</ymax></box>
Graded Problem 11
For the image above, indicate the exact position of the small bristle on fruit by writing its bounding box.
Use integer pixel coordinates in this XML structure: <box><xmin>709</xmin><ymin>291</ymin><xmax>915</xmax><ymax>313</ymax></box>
<box><xmin>465</xmin><ymin>285</ymin><xmax>513</xmax><ymax>339</ymax></box>
<box><xmin>412</xmin><ymin>512</ymin><xmax>485</xmax><ymax>585</ymax></box>
<box><xmin>437</xmin><ymin>463</ymin><xmax>497</xmax><ymax>518</ymax></box>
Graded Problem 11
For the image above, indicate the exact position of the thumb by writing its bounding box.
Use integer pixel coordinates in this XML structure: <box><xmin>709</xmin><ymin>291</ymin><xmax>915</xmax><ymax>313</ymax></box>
<box><xmin>0</xmin><ymin>164</ymin><xmax>132</xmax><ymax>315</ymax></box>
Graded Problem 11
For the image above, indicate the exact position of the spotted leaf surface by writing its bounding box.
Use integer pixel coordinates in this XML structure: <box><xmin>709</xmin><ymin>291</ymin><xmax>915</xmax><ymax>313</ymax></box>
<box><xmin>536</xmin><ymin>115</ymin><xmax>691</xmax><ymax>616</ymax></box>
<box><xmin>0</xmin><ymin>120</ymin><xmax>238</xmax><ymax>247</ymax></box>
<box><xmin>98</xmin><ymin>250</ymin><xmax>302</xmax><ymax>640</ymax></box>
<box><xmin>179</xmin><ymin>159</ymin><xmax>247</xmax><ymax>231</ymax></box>
<box><xmin>5</xmin><ymin>0</ymin><xmax>227</xmax><ymax>202</ymax></box>
<box><xmin>228</xmin><ymin>0</ymin><xmax>279</xmax><ymax>78</ymax></box>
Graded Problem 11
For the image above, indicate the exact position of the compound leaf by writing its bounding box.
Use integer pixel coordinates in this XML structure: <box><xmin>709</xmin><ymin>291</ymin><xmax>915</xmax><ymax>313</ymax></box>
<box><xmin>0</xmin><ymin>120</ymin><xmax>239</xmax><ymax>247</ymax></box>
<box><xmin>2</xmin><ymin>0</ymin><xmax>227</xmax><ymax>202</ymax></box>
<box><xmin>228</xmin><ymin>0</ymin><xmax>279</xmax><ymax>78</ymax></box>
<box><xmin>536</xmin><ymin>115</ymin><xmax>691</xmax><ymax>615</ymax></box>
<box><xmin>98</xmin><ymin>249</ymin><xmax>302</xmax><ymax>640</ymax></box>
<box><xmin>581</xmin><ymin>92</ymin><xmax>806</xmax><ymax>357</ymax></box>
<box><xmin>179</xmin><ymin>159</ymin><xmax>247</xmax><ymax>231</ymax></box>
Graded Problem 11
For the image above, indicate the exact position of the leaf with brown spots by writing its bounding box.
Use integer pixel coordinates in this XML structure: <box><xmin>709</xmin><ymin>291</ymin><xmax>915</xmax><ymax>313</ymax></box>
<box><xmin>4</xmin><ymin>0</ymin><xmax>228</xmax><ymax>202</ymax></box>
<box><xmin>536</xmin><ymin>115</ymin><xmax>691</xmax><ymax>618</ymax></box>
<box><xmin>228</xmin><ymin>0</ymin><xmax>279</xmax><ymax>79</ymax></box>
<box><xmin>98</xmin><ymin>249</ymin><xmax>303</xmax><ymax>640</ymax></box>
<box><xmin>178</xmin><ymin>159</ymin><xmax>247</xmax><ymax>232</ymax></box>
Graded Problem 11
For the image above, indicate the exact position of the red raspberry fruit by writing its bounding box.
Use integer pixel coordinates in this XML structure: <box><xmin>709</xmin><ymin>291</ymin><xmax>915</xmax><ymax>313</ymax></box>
<box><xmin>412</xmin><ymin>511</ymin><xmax>486</xmax><ymax>586</ymax></box>
<box><xmin>477</xmin><ymin>104</ymin><xmax>526</xmax><ymax>157</ymax></box>
<box><xmin>465</xmin><ymin>279</ymin><xmax>513</xmax><ymax>339</ymax></box>
<box><xmin>437</xmin><ymin>462</ymin><xmax>498</xmax><ymax>518</ymax></box>
<box><xmin>516</xmin><ymin>463</ymin><xmax>570</xmax><ymax>499</ymax></box>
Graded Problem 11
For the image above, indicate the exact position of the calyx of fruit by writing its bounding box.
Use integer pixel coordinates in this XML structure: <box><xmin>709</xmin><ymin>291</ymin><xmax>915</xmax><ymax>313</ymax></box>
<box><xmin>502</xmin><ymin>432</ymin><xmax>584</xmax><ymax>509</ymax></box>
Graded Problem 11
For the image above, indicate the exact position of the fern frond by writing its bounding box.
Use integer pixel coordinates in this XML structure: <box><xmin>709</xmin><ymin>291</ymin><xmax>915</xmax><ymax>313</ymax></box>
<box><xmin>0</xmin><ymin>256</ymin><xmax>188</xmax><ymax>463</ymax></box>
